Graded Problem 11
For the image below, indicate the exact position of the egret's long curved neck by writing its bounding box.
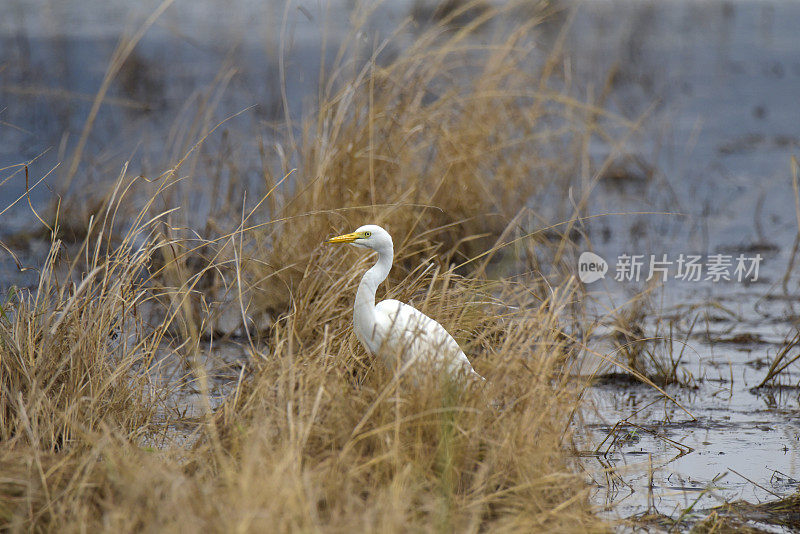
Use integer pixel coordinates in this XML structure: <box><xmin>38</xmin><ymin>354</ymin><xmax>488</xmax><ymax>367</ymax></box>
<box><xmin>355</xmin><ymin>246</ymin><xmax>393</xmax><ymax>322</ymax></box>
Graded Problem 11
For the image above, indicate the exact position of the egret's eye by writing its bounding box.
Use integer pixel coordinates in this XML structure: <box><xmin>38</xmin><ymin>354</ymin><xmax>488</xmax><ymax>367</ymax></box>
<box><xmin>364</xmin><ymin>231</ymin><xmax>371</xmax><ymax>237</ymax></box>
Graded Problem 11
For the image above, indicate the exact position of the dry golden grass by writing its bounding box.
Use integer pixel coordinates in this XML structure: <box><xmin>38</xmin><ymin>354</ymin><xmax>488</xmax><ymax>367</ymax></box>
<box><xmin>1</xmin><ymin>215</ymin><xmax>602</xmax><ymax>531</ymax></box>
<box><xmin>243</xmin><ymin>1</ymin><xmax>612</xmax><ymax>316</ymax></box>
<box><xmin>0</xmin><ymin>2</ymin><xmax>622</xmax><ymax>531</ymax></box>
<box><xmin>0</xmin><ymin>170</ymin><xmax>173</xmax><ymax>451</ymax></box>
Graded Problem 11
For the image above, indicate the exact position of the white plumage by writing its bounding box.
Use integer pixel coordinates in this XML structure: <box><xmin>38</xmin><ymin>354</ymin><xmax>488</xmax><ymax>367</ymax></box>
<box><xmin>326</xmin><ymin>224</ymin><xmax>483</xmax><ymax>382</ymax></box>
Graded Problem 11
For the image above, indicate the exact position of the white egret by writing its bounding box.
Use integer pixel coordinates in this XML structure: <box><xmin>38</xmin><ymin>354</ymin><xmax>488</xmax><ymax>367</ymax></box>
<box><xmin>326</xmin><ymin>224</ymin><xmax>483</xmax><ymax>383</ymax></box>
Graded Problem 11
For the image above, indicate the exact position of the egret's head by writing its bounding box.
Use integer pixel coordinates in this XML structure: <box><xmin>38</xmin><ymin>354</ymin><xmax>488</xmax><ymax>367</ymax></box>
<box><xmin>326</xmin><ymin>224</ymin><xmax>393</xmax><ymax>254</ymax></box>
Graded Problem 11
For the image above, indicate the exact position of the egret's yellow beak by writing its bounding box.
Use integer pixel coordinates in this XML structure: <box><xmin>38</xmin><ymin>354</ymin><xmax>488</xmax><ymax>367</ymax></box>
<box><xmin>325</xmin><ymin>231</ymin><xmax>360</xmax><ymax>244</ymax></box>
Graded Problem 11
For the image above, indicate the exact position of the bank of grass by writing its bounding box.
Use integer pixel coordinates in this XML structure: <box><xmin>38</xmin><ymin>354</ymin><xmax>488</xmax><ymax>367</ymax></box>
<box><xmin>0</xmin><ymin>1</ymin><xmax>619</xmax><ymax>531</ymax></box>
<box><xmin>238</xmin><ymin>1</ymin><xmax>622</xmax><ymax>316</ymax></box>
<box><xmin>0</xmin><ymin>177</ymin><xmax>603</xmax><ymax>531</ymax></box>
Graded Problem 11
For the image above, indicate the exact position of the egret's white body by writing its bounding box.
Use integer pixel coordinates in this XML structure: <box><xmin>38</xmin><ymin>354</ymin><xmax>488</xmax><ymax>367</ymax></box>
<box><xmin>327</xmin><ymin>225</ymin><xmax>482</xmax><ymax>382</ymax></box>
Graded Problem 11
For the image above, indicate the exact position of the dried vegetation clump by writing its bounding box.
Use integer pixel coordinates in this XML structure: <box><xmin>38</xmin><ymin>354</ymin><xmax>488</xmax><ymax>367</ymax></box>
<box><xmin>0</xmin><ymin>2</ymin><xmax>619</xmax><ymax>531</ymax></box>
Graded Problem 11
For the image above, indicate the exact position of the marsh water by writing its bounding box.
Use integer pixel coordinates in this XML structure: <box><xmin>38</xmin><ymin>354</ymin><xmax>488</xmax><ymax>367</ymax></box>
<box><xmin>2</xmin><ymin>0</ymin><xmax>800</xmax><ymax>528</ymax></box>
<box><xmin>566</xmin><ymin>1</ymin><xmax>800</xmax><ymax>525</ymax></box>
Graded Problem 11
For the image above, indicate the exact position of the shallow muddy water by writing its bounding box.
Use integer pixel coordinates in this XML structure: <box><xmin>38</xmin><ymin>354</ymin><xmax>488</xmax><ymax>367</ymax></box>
<box><xmin>565</xmin><ymin>1</ymin><xmax>800</xmax><ymax>526</ymax></box>
<box><xmin>581</xmin><ymin>290</ymin><xmax>800</xmax><ymax>522</ymax></box>
<box><xmin>2</xmin><ymin>0</ymin><xmax>800</xmax><ymax>528</ymax></box>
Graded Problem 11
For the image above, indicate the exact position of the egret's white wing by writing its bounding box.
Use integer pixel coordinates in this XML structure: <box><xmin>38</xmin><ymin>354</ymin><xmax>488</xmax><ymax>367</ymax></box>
<box><xmin>374</xmin><ymin>299</ymin><xmax>479</xmax><ymax>379</ymax></box>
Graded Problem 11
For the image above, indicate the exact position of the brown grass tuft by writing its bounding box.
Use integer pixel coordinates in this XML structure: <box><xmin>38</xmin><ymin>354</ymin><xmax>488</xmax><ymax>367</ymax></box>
<box><xmin>0</xmin><ymin>2</ymin><xmax>621</xmax><ymax>531</ymax></box>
